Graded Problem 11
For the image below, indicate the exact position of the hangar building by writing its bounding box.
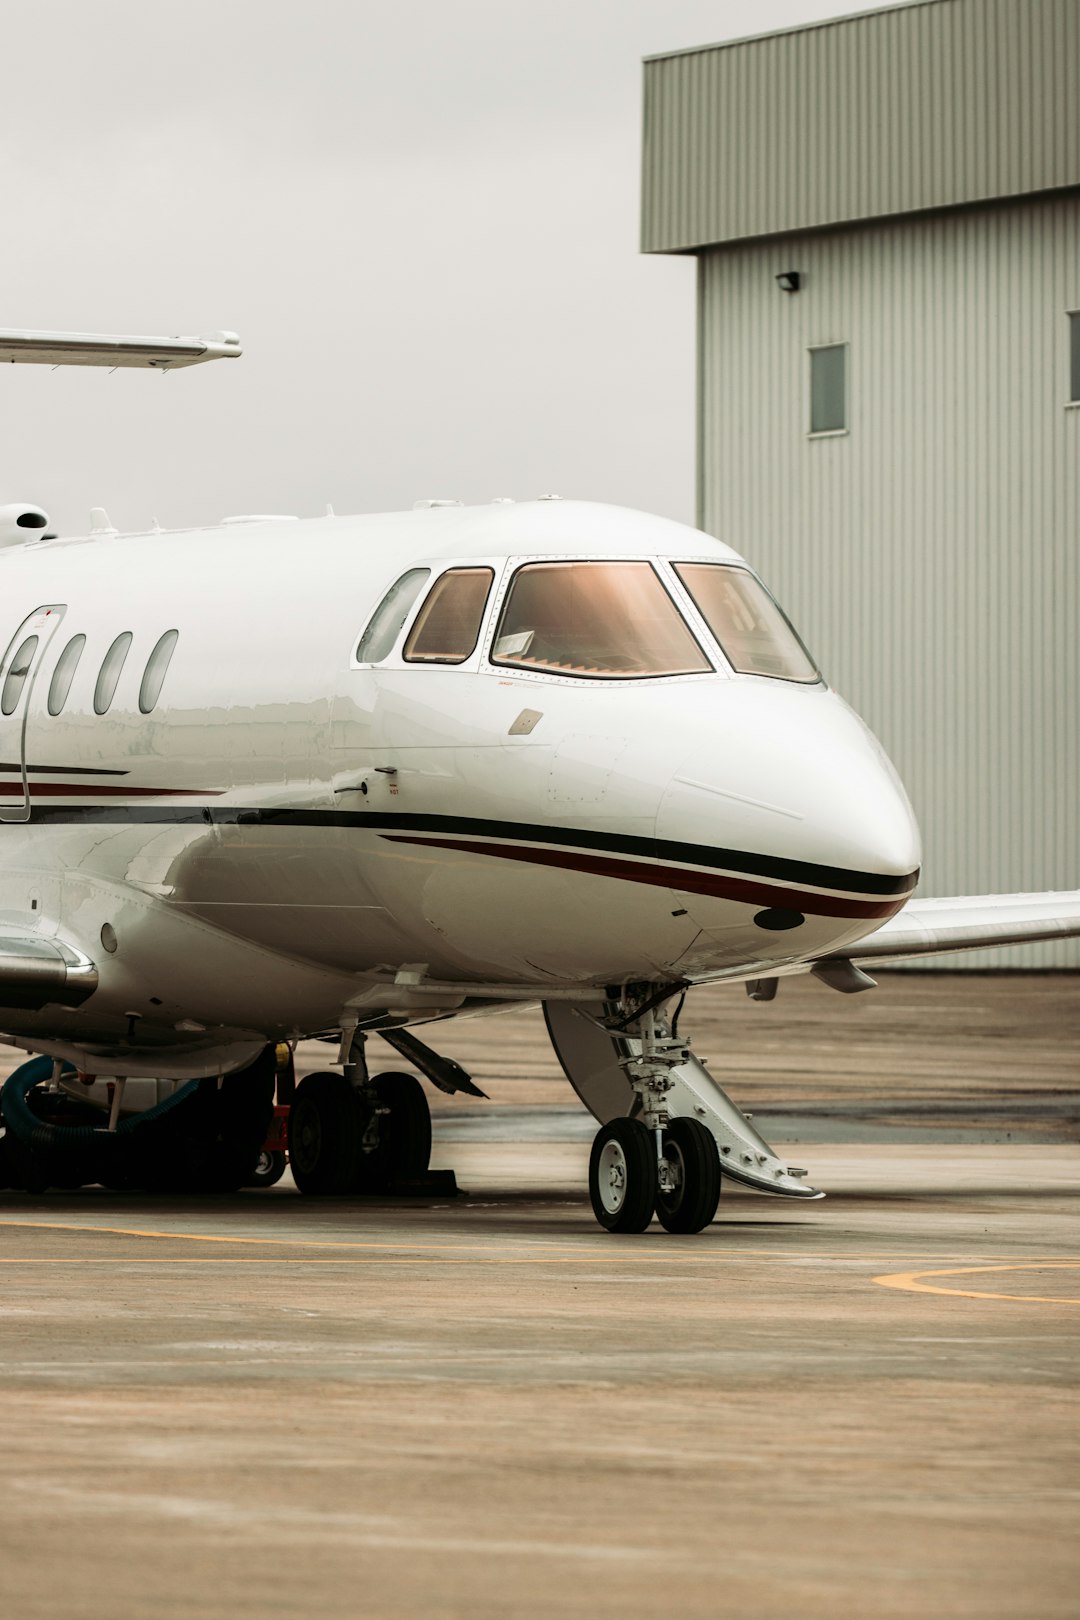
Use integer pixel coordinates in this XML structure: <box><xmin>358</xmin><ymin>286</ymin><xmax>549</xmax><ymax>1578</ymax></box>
<box><xmin>642</xmin><ymin>0</ymin><xmax>1079</xmax><ymax>965</ymax></box>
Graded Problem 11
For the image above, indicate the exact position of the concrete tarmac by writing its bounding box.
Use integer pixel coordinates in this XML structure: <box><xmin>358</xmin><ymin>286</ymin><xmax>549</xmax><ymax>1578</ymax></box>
<box><xmin>0</xmin><ymin>975</ymin><xmax>1077</xmax><ymax>1619</ymax></box>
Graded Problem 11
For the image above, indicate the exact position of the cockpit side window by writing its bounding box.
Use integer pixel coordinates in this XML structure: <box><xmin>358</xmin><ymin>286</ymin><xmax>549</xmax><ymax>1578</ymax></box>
<box><xmin>490</xmin><ymin>562</ymin><xmax>712</xmax><ymax>679</ymax></box>
<box><xmin>356</xmin><ymin>568</ymin><xmax>431</xmax><ymax>664</ymax></box>
<box><xmin>673</xmin><ymin>564</ymin><xmax>821</xmax><ymax>684</ymax></box>
<box><xmin>404</xmin><ymin>568</ymin><xmax>495</xmax><ymax>664</ymax></box>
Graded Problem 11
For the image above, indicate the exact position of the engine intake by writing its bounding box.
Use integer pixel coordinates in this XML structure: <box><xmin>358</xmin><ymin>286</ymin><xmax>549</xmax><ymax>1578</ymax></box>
<box><xmin>0</xmin><ymin>503</ymin><xmax>53</xmax><ymax>547</ymax></box>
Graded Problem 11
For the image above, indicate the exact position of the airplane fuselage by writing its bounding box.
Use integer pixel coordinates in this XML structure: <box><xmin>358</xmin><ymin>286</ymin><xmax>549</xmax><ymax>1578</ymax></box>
<box><xmin>0</xmin><ymin>500</ymin><xmax>921</xmax><ymax>1076</ymax></box>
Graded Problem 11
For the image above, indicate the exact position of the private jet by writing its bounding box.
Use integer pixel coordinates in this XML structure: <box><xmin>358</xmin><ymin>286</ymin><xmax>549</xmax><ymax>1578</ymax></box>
<box><xmin>1</xmin><ymin>328</ymin><xmax>1077</xmax><ymax>1232</ymax></box>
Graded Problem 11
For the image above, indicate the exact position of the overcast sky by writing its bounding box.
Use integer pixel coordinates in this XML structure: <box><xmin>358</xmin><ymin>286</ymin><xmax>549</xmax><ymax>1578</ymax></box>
<box><xmin>2</xmin><ymin>0</ymin><xmax>872</xmax><ymax>535</ymax></box>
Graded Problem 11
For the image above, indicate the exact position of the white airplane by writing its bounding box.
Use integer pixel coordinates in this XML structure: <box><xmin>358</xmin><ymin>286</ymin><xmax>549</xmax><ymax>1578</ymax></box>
<box><xmin>1</xmin><ymin>329</ymin><xmax>1077</xmax><ymax>1232</ymax></box>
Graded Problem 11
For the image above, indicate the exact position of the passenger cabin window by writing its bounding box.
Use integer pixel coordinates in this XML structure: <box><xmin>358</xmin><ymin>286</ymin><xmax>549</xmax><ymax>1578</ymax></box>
<box><xmin>404</xmin><ymin>568</ymin><xmax>494</xmax><ymax>664</ymax></box>
<box><xmin>1070</xmin><ymin>312</ymin><xmax>1080</xmax><ymax>403</ymax></box>
<box><xmin>94</xmin><ymin>632</ymin><xmax>133</xmax><ymax>715</ymax></box>
<box><xmin>48</xmin><ymin>634</ymin><xmax>87</xmax><ymax>716</ymax></box>
<box><xmin>491</xmin><ymin>562</ymin><xmax>711</xmax><ymax>679</ymax></box>
<box><xmin>356</xmin><ymin>569</ymin><xmax>430</xmax><ymax>663</ymax></box>
<box><xmin>139</xmin><ymin>630</ymin><xmax>179</xmax><ymax>714</ymax></box>
<box><xmin>1</xmin><ymin>636</ymin><xmax>39</xmax><ymax>716</ymax></box>
<box><xmin>810</xmin><ymin>344</ymin><xmax>847</xmax><ymax>434</ymax></box>
<box><xmin>674</xmin><ymin>564</ymin><xmax>820</xmax><ymax>684</ymax></box>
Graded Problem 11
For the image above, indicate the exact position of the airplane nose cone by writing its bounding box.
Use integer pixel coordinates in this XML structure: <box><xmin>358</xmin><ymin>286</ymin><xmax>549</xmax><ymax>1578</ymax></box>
<box><xmin>656</xmin><ymin>684</ymin><xmax>921</xmax><ymax>942</ymax></box>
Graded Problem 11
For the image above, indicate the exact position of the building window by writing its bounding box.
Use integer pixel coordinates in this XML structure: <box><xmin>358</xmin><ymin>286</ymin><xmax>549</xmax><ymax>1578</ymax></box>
<box><xmin>139</xmin><ymin>630</ymin><xmax>179</xmax><ymax>714</ymax></box>
<box><xmin>48</xmin><ymin>634</ymin><xmax>86</xmax><ymax>716</ymax></box>
<box><xmin>94</xmin><ymin>632</ymin><xmax>133</xmax><ymax>716</ymax></box>
<box><xmin>810</xmin><ymin>344</ymin><xmax>847</xmax><ymax>434</ymax></box>
<box><xmin>1070</xmin><ymin>312</ymin><xmax>1080</xmax><ymax>404</ymax></box>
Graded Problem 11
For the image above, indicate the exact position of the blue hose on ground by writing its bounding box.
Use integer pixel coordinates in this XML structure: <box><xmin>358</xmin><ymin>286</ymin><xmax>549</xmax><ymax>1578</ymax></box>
<box><xmin>0</xmin><ymin>1055</ymin><xmax>202</xmax><ymax>1154</ymax></box>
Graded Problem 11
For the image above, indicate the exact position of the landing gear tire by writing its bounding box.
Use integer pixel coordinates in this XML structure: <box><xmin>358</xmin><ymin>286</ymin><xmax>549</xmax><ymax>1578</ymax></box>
<box><xmin>655</xmin><ymin>1116</ymin><xmax>721</xmax><ymax>1234</ymax></box>
<box><xmin>588</xmin><ymin>1118</ymin><xmax>657</xmax><ymax>1233</ymax></box>
<box><xmin>357</xmin><ymin>1072</ymin><xmax>432</xmax><ymax>1192</ymax></box>
<box><xmin>247</xmin><ymin>1149</ymin><xmax>287</xmax><ymax>1189</ymax></box>
<box><xmin>288</xmin><ymin>1071</ymin><xmax>365</xmax><ymax>1195</ymax></box>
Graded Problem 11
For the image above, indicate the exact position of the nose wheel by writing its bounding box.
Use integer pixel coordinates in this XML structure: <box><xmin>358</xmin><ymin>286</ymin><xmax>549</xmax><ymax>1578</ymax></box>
<box><xmin>655</xmin><ymin>1117</ymin><xmax>721</xmax><ymax>1233</ymax></box>
<box><xmin>589</xmin><ymin>1118</ymin><xmax>657</xmax><ymax>1232</ymax></box>
<box><xmin>588</xmin><ymin>1115</ymin><xmax>722</xmax><ymax>1234</ymax></box>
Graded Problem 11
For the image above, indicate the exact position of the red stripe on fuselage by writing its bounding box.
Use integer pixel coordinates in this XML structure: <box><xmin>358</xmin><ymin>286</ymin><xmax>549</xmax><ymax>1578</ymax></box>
<box><xmin>379</xmin><ymin>834</ymin><xmax>910</xmax><ymax>921</ymax></box>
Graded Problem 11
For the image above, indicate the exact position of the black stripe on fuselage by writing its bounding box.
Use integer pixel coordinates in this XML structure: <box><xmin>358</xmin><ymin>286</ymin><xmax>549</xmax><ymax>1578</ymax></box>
<box><xmin>3</xmin><ymin>805</ymin><xmax>918</xmax><ymax>899</ymax></box>
<box><xmin>0</xmin><ymin>763</ymin><xmax>130</xmax><ymax>776</ymax></box>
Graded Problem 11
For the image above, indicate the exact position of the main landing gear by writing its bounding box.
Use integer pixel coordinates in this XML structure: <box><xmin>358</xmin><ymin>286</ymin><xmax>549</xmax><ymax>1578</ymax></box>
<box><xmin>287</xmin><ymin>1039</ymin><xmax>452</xmax><ymax>1197</ymax></box>
<box><xmin>288</xmin><ymin>1068</ymin><xmax>432</xmax><ymax>1194</ymax></box>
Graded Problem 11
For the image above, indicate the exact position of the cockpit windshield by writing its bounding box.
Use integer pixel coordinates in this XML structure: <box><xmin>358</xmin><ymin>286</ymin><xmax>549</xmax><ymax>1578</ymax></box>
<box><xmin>490</xmin><ymin>562</ymin><xmax>712</xmax><ymax>679</ymax></box>
<box><xmin>673</xmin><ymin>564</ymin><xmax>821</xmax><ymax>684</ymax></box>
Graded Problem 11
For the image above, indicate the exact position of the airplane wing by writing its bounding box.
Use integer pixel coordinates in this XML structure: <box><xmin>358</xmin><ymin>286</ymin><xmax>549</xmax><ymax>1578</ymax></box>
<box><xmin>0</xmin><ymin>928</ymin><xmax>98</xmax><ymax>1011</ymax></box>
<box><xmin>828</xmin><ymin>890</ymin><xmax>1080</xmax><ymax>968</ymax></box>
<box><xmin>0</xmin><ymin>328</ymin><xmax>241</xmax><ymax>369</ymax></box>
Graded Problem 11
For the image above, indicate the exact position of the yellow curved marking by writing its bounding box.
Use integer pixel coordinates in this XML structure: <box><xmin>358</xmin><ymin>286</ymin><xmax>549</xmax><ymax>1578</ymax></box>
<box><xmin>874</xmin><ymin>1260</ymin><xmax>1080</xmax><ymax>1305</ymax></box>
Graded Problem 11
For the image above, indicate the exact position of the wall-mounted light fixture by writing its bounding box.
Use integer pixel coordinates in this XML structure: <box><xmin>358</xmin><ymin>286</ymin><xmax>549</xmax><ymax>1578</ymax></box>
<box><xmin>775</xmin><ymin>271</ymin><xmax>801</xmax><ymax>293</ymax></box>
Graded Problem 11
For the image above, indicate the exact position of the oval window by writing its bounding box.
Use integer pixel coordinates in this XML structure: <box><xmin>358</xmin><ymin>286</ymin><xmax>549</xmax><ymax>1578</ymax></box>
<box><xmin>94</xmin><ymin>632</ymin><xmax>133</xmax><ymax>716</ymax></box>
<box><xmin>1</xmin><ymin>635</ymin><xmax>39</xmax><ymax>716</ymax></box>
<box><xmin>139</xmin><ymin>630</ymin><xmax>179</xmax><ymax>714</ymax></box>
<box><xmin>48</xmin><ymin>634</ymin><xmax>87</xmax><ymax>717</ymax></box>
<box><xmin>404</xmin><ymin>568</ymin><xmax>495</xmax><ymax>664</ymax></box>
<box><xmin>356</xmin><ymin>569</ymin><xmax>431</xmax><ymax>663</ymax></box>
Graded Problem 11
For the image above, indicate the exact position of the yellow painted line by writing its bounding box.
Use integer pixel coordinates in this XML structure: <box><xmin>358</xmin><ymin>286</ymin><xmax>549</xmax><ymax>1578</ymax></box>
<box><xmin>0</xmin><ymin>1250</ymin><xmax>830</xmax><ymax>1268</ymax></box>
<box><xmin>0</xmin><ymin>1218</ymin><xmax>599</xmax><ymax>1256</ymax></box>
<box><xmin>873</xmin><ymin>1260</ymin><xmax>1080</xmax><ymax>1305</ymax></box>
<box><xmin>0</xmin><ymin>1220</ymin><xmax>1076</xmax><ymax>1272</ymax></box>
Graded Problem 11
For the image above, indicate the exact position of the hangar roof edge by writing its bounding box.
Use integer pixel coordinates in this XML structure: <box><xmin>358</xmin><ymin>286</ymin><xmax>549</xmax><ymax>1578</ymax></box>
<box><xmin>642</xmin><ymin>0</ymin><xmax>949</xmax><ymax>64</ymax></box>
<box><xmin>642</xmin><ymin>0</ymin><xmax>1080</xmax><ymax>254</ymax></box>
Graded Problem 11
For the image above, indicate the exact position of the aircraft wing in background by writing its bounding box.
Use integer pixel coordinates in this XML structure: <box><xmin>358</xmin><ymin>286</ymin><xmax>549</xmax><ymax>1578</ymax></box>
<box><xmin>0</xmin><ymin>328</ymin><xmax>241</xmax><ymax>369</ymax></box>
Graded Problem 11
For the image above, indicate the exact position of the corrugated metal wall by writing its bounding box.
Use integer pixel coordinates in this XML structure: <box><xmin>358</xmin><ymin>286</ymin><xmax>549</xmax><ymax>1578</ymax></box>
<box><xmin>643</xmin><ymin>0</ymin><xmax>1080</xmax><ymax>254</ymax></box>
<box><xmin>697</xmin><ymin>195</ymin><xmax>1080</xmax><ymax>966</ymax></box>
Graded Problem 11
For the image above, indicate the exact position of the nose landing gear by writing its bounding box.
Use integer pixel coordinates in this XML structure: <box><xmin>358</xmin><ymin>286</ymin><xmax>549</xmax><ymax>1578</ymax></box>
<box><xmin>552</xmin><ymin>984</ymin><xmax>822</xmax><ymax>1235</ymax></box>
<box><xmin>584</xmin><ymin>1003</ymin><xmax>722</xmax><ymax>1235</ymax></box>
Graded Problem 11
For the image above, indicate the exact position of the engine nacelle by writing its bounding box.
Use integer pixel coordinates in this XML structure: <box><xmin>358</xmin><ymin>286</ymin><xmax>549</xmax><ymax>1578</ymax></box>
<box><xmin>0</xmin><ymin>503</ymin><xmax>53</xmax><ymax>548</ymax></box>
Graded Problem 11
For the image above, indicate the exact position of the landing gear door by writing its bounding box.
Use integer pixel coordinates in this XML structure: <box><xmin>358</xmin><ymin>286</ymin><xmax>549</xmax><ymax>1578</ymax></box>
<box><xmin>0</xmin><ymin>605</ymin><xmax>66</xmax><ymax>822</ymax></box>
